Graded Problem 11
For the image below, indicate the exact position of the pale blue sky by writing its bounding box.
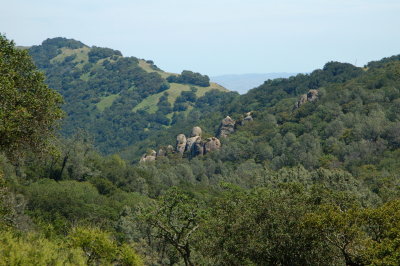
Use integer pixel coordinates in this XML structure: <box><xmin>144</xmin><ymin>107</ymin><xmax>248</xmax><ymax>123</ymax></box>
<box><xmin>2</xmin><ymin>0</ymin><xmax>400</xmax><ymax>75</ymax></box>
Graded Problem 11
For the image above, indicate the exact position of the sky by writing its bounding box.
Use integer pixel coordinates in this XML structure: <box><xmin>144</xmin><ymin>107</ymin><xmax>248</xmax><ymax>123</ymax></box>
<box><xmin>2</xmin><ymin>0</ymin><xmax>400</xmax><ymax>76</ymax></box>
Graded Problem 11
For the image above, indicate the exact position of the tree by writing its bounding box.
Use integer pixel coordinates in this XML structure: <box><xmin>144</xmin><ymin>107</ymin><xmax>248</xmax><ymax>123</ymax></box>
<box><xmin>68</xmin><ymin>226</ymin><xmax>143</xmax><ymax>265</ymax></box>
<box><xmin>167</xmin><ymin>70</ymin><xmax>210</xmax><ymax>87</ymax></box>
<box><xmin>143</xmin><ymin>187</ymin><xmax>202</xmax><ymax>266</ymax></box>
<box><xmin>0</xmin><ymin>171</ymin><xmax>14</xmax><ymax>229</ymax></box>
<box><xmin>0</xmin><ymin>231</ymin><xmax>86</xmax><ymax>265</ymax></box>
<box><xmin>0</xmin><ymin>34</ymin><xmax>63</xmax><ymax>159</ymax></box>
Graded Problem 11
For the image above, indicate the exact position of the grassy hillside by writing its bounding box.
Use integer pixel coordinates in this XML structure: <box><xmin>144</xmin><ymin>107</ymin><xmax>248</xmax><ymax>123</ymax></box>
<box><xmin>28</xmin><ymin>37</ymin><xmax>229</xmax><ymax>154</ymax></box>
<box><xmin>96</xmin><ymin>93</ymin><xmax>120</xmax><ymax>112</ymax></box>
<box><xmin>133</xmin><ymin>82</ymin><xmax>227</xmax><ymax>113</ymax></box>
<box><xmin>138</xmin><ymin>59</ymin><xmax>172</xmax><ymax>78</ymax></box>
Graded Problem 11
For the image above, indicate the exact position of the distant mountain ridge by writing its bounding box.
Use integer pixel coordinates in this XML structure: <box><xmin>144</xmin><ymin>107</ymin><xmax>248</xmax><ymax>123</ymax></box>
<box><xmin>211</xmin><ymin>73</ymin><xmax>297</xmax><ymax>94</ymax></box>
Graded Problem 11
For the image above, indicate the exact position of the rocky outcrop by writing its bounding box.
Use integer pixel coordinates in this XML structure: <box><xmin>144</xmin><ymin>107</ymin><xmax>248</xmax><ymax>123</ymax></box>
<box><xmin>177</xmin><ymin>126</ymin><xmax>222</xmax><ymax>158</ymax></box>
<box><xmin>218</xmin><ymin>116</ymin><xmax>236</xmax><ymax>138</ymax></box>
<box><xmin>238</xmin><ymin>112</ymin><xmax>254</xmax><ymax>126</ymax></box>
<box><xmin>186</xmin><ymin>136</ymin><xmax>201</xmax><ymax>154</ymax></box>
<box><xmin>157</xmin><ymin>148</ymin><xmax>166</xmax><ymax>157</ymax></box>
<box><xmin>308</xmin><ymin>90</ymin><xmax>319</xmax><ymax>102</ymax></box>
<box><xmin>204</xmin><ymin>137</ymin><xmax>221</xmax><ymax>154</ymax></box>
<box><xmin>176</xmin><ymin>134</ymin><xmax>187</xmax><ymax>156</ymax></box>
<box><xmin>140</xmin><ymin>145</ymin><xmax>175</xmax><ymax>163</ymax></box>
<box><xmin>191</xmin><ymin>138</ymin><xmax>205</xmax><ymax>158</ymax></box>
<box><xmin>139</xmin><ymin>150</ymin><xmax>157</xmax><ymax>163</ymax></box>
<box><xmin>243</xmin><ymin>112</ymin><xmax>253</xmax><ymax>122</ymax></box>
<box><xmin>139</xmin><ymin>113</ymin><xmax>257</xmax><ymax>163</ymax></box>
<box><xmin>166</xmin><ymin>145</ymin><xmax>174</xmax><ymax>154</ymax></box>
<box><xmin>295</xmin><ymin>89</ymin><xmax>319</xmax><ymax>108</ymax></box>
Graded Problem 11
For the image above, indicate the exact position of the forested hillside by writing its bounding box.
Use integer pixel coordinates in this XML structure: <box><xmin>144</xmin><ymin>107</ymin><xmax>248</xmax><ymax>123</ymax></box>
<box><xmin>28</xmin><ymin>37</ymin><xmax>228</xmax><ymax>154</ymax></box>
<box><xmin>2</xmin><ymin>33</ymin><xmax>400</xmax><ymax>265</ymax></box>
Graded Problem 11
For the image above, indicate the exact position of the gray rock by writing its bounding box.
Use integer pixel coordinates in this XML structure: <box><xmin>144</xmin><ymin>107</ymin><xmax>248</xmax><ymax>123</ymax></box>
<box><xmin>307</xmin><ymin>89</ymin><xmax>319</xmax><ymax>102</ymax></box>
<box><xmin>218</xmin><ymin>116</ymin><xmax>236</xmax><ymax>138</ymax></box>
<box><xmin>204</xmin><ymin>137</ymin><xmax>221</xmax><ymax>154</ymax></box>
<box><xmin>241</xmin><ymin>111</ymin><xmax>253</xmax><ymax>125</ymax></box>
<box><xmin>157</xmin><ymin>148</ymin><xmax>166</xmax><ymax>157</ymax></box>
<box><xmin>191</xmin><ymin>139</ymin><xmax>205</xmax><ymax>157</ymax></box>
<box><xmin>186</xmin><ymin>136</ymin><xmax>201</xmax><ymax>154</ymax></box>
<box><xmin>243</xmin><ymin>115</ymin><xmax>253</xmax><ymax>122</ymax></box>
<box><xmin>139</xmin><ymin>150</ymin><xmax>157</xmax><ymax>163</ymax></box>
<box><xmin>190</xmin><ymin>126</ymin><xmax>202</xmax><ymax>137</ymax></box>
<box><xmin>176</xmin><ymin>134</ymin><xmax>187</xmax><ymax>156</ymax></box>
<box><xmin>295</xmin><ymin>89</ymin><xmax>319</xmax><ymax>108</ymax></box>
<box><xmin>166</xmin><ymin>145</ymin><xmax>174</xmax><ymax>154</ymax></box>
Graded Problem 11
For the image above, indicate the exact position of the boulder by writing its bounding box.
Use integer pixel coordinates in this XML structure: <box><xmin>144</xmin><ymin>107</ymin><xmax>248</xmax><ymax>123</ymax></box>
<box><xmin>176</xmin><ymin>134</ymin><xmax>187</xmax><ymax>156</ymax></box>
<box><xmin>186</xmin><ymin>136</ymin><xmax>201</xmax><ymax>154</ymax></box>
<box><xmin>295</xmin><ymin>94</ymin><xmax>308</xmax><ymax>108</ymax></box>
<box><xmin>204</xmin><ymin>137</ymin><xmax>221</xmax><ymax>154</ymax></box>
<box><xmin>190</xmin><ymin>126</ymin><xmax>202</xmax><ymax>137</ymax></box>
<box><xmin>241</xmin><ymin>111</ymin><xmax>253</xmax><ymax>125</ymax></box>
<box><xmin>157</xmin><ymin>148</ymin><xmax>166</xmax><ymax>157</ymax></box>
<box><xmin>307</xmin><ymin>89</ymin><xmax>319</xmax><ymax>102</ymax></box>
<box><xmin>139</xmin><ymin>150</ymin><xmax>157</xmax><ymax>163</ymax></box>
<box><xmin>295</xmin><ymin>89</ymin><xmax>319</xmax><ymax>108</ymax></box>
<box><xmin>218</xmin><ymin>116</ymin><xmax>236</xmax><ymax>138</ymax></box>
<box><xmin>191</xmin><ymin>139</ymin><xmax>205</xmax><ymax>157</ymax></box>
<box><xmin>166</xmin><ymin>145</ymin><xmax>174</xmax><ymax>154</ymax></box>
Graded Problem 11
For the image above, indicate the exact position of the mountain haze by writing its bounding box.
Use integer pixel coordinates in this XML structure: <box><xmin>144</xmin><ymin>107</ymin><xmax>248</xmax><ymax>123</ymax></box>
<box><xmin>211</xmin><ymin>72</ymin><xmax>296</xmax><ymax>94</ymax></box>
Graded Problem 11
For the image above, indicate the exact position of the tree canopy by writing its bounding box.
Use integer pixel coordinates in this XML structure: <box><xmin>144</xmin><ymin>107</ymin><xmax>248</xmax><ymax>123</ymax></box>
<box><xmin>0</xmin><ymin>35</ymin><xmax>63</xmax><ymax>158</ymax></box>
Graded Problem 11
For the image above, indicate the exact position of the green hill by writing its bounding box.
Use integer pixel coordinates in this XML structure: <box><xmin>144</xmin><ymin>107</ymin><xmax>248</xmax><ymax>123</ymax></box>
<box><xmin>28</xmin><ymin>37</ymin><xmax>228</xmax><ymax>153</ymax></box>
<box><xmin>134</xmin><ymin>56</ymin><xmax>400</xmax><ymax>175</ymax></box>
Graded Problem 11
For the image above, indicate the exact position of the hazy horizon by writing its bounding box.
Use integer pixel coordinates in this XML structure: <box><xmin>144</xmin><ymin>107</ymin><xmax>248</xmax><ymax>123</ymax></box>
<box><xmin>2</xmin><ymin>0</ymin><xmax>400</xmax><ymax>76</ymax></box>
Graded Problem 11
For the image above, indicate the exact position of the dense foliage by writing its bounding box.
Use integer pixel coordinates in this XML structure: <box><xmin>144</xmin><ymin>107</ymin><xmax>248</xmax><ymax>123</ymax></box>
<box><xmin>0</xmin><ymin>35</ymin><xmax>143</xmax><ymax>265</ymax></box>
<box><xmin>2</xmin><ymin>34</ymin><xmax>400</xmax><ymax>265</ymax></box>
<box><xmin>0</xmin><ymin>35</ymin><xmax>64</xmax><ymax>159</ymax></box>
<box><xmin>167</xmin><ymin>70</ymin><xmax>210</xmax><ymax>87</ymax></box>
<box><xmin>28</xmin><ymin>38</ymin><xmax>224</xmax><ymax>154</ymax></box>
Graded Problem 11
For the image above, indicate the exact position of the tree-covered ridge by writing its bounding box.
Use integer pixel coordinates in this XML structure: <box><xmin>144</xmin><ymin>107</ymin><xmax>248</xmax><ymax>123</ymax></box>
<box><xmin>28</xmin><ymin>38</ymin><xmax>227</xmax><ymax>154</ymax></box>
<box><xmin>218</xmin><ymin>59</ymin><xmax>400</xmax><ymax>173</ymax></box>
<box><xmin>138</xmin><ymin>57</ymin><xmax>400</xmax><ymax>171</ymax></box>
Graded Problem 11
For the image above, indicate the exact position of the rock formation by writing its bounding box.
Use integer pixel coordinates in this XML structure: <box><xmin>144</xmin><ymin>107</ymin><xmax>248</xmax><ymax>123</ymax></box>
<box><xmin>218</xmin><ymin>116</ymin><xmax>236</xmax><ymax>138</ymax></box>
<box><xmin>295</xmin><ymin>89</ymin><xmax>319</xmax><ymax>108</ymax></box>
<box><xmin>191</xmin><ymin>138</ymin><xmax>205</xmax><ymax>157</ymax></box>
<box><xmin>176</xmin><ymin>134</ymin><xmax>187</xmax><ymax>156</ymax></box>
<box><xmin>239</xmin><ymin>112</ymin><xmax>253</xmax><ymax>126</ymax></box>
<box><xmin>139</xmin><ymin>150</ymin><xmax>157</xmax><ymax>163</ymax></box>
<box><xmin>166</xmin><ymin>145</ymin><xmax>174</xmax><ymax>154</ymax></box>
<box><xmin>157</xmin><ymin>148</ymin><xmax>166</xmax><ymax>157</ymax></box>
<box><xmin>204</xmin><ymin>137</ymin><xmax>221</xmax><ymax>154</ymax></box>
<box><xmin>186</xmin><ymin>135</ymin><xmax>201</xmax><ymax>154</ymax></box>
<box><xmin>244</xmin><ymin>112</ymin><xmax>253</xmax><ymax>121</ymax></box>
<box><xmin>139</xmin><ymin>114</ymin><xmax>253</xmax><ymax>162</ymax></box>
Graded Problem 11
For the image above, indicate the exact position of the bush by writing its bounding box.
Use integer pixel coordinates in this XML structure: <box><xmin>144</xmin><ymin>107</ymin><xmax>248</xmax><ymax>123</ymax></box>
<box><xmin>167</xmin><ymin>70</ymin><xmax>210</xmax><ymax>87</ymax></box>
